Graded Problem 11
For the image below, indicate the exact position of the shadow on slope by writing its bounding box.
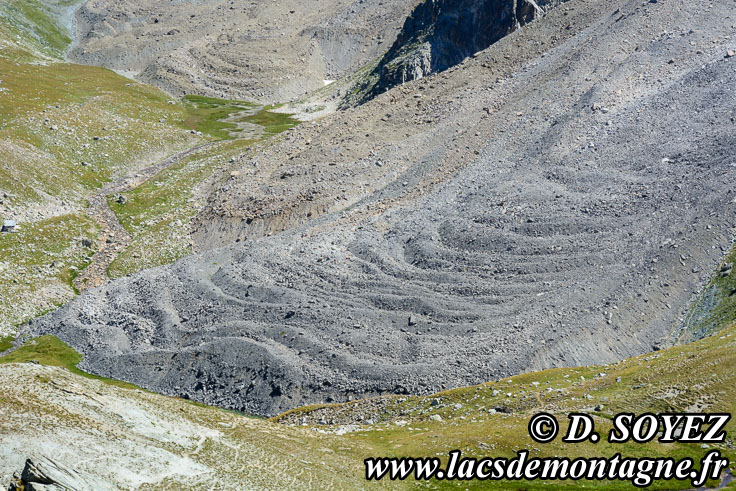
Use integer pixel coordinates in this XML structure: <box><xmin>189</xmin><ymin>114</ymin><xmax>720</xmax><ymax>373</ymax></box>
<box><xmin>345</xmin><ymin>0</ymin><xmax>568</xmax><ymax>105</ymax></box>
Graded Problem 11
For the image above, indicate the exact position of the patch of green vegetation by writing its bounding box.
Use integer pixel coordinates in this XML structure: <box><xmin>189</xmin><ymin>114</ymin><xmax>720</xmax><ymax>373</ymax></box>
<box><xmin>35</xmin><ymin>373</ymin><xmax>51</xmax><ymax>384</ymax></box>
<box><xmin>0</xmin><ymin>336</ymin><xmax>14</xmax><ymax>353</ymax></box>
<box><xmin>106</xmin><ymin>139</ymin><xmax>253</xmax><ymax>278</ymax></box>
<box><xmin>679</xmin><ymin>244</ymin><xmax>736</xmax><ymax>341</ymax></box>
<box><xmin>182</xmin><ymin>95</ymin><xmax>255</xmax><ymax>139</ymax></box>
<box><xmin>247</xmin><ymin>104</ymin><xmax>301</xmax><ymax>134</ymax></box>
<box><xmin>0</xmin><ymin>214</ymin><xmax>98</xmax><ymax>332</ymax></box>
<box><xmin>0</xmin><ymin>335</ymin><xmax>140</xmax><ymax>389</ymax></box>
<box><xmin>182</xmin><ymin>95</ymin><xmax>299</xmax><ymax>139</ymax></box>
<box><xmin>0</xmin><ymin>0</ymin><xmax>79</xmax><ymax>61</ymax></box>
<box><xmin>65</xmin><ymin>256</ymin><xmax>85</xmax><ymax>296</ymax></box>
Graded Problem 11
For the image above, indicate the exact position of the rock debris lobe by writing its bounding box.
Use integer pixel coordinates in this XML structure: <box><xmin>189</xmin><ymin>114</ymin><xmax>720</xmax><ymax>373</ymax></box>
<box><xmin>31</xmin><ymin>0</ymin><xmax>736</xmax><ymax>416</ymax></box>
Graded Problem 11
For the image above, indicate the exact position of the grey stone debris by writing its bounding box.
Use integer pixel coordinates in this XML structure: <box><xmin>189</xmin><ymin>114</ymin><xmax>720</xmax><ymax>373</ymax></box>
<box><xmin>29</xmin><ymin>0</ymin><xmax>736</xmax><ymax>419</ymax></box>
<box><xmin>350</xmin><ymin>0</ymin><xmax>569</xmax><ymax>104</ymax></box>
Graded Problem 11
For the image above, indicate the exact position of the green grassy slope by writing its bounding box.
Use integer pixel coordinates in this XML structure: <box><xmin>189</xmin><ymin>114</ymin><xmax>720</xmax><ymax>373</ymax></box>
<box><xmin>106</xmin><ymin>99</ymin><xmax>299</xmax><ymax>278</ymax></box>
<box><xmin>106</xmin><ymin>140</ymin><xmax>250</xmax><ymax>278</ymax></box>
<box><xmin>0</xmin><ymin>334</ymin><xmax>140</xmax><ymax>389</ymax></box>
<box><xmin>0</xmin><ymin>2</ymin><xmax>202</xmax><ymax>333</ymax></box>
<box><xmin>0</xmin><ymin>2</ymin><xmax>302</xmax><ymax>333</ymax></box>
<box><xmin>0</xmin><ymin>0</ymin><xmax>78</xmax><ymax>61</ymax></box>
<box><xmin>680</xmin><ymin>247</ymin><xmax>736</xmax><ymax>342</ymax></box>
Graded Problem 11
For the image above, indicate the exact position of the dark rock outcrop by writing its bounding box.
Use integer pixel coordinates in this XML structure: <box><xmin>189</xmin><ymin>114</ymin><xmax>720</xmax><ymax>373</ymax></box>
<box><xmin>348</xmin><ymin>0</ymin><xmax>567</xmax><ymax>104</ymax></box>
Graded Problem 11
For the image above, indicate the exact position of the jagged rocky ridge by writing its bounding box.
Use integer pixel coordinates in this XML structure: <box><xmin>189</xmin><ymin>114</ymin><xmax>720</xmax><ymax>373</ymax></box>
<box><xmin>28</xmin><ymin>0</ymin><xmax>736</xmax><ymax>417</ymax></box>
<box><xmin>347</xmin><ymin>0</ymin><xmax>568</xmax><ymax>105</ymax></box>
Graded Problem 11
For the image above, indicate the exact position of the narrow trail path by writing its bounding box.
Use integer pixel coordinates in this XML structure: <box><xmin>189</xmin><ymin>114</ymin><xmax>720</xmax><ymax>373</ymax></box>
<box><xmin>74</xmin><ymin>142</ymin><xmax>220</xmax><ymax>292</ymax></box>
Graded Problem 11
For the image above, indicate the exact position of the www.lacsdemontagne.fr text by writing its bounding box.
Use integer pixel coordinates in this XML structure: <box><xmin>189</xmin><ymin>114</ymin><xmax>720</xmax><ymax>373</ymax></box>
<box><xmin>365</xmin><ymin>449</ymin><xmax>729</xmax><ymax>487</ymax></box>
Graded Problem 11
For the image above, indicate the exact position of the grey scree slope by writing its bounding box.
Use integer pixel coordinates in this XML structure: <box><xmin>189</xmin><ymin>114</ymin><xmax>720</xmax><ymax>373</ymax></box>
<box><xmin>31</xmin><ymin>0</ymin><xmax>736</xmax><ymax>416</ymax></box>
<box><xmin>67</xmin><ymin>0</ymin><xmax>418</xmax><ymax>103</ymax></box>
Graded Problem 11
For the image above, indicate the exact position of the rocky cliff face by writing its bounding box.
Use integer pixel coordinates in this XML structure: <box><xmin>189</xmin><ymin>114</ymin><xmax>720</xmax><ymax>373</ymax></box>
<box><xmin>349</xmin><ymin>0</ymin><xmax>566</xmax><ymax>104</ymax></box>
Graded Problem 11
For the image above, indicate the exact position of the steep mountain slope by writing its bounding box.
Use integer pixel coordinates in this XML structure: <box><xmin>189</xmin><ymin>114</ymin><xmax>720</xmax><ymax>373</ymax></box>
<box><xmin>2</xmin><ymin>0</ymin><xmax>736</xmax><ymax>486</ymax></box>
<box><xmin>68</xmin><ymin>0</ymin><xmax>419</xmax><ymax>103</ymax></box>
<box><xmin>0</xmin><ymin>1</ymin><xmax>309</xmax><ymax>333</ymax></box>
<box><xmin>30</xmin><ymin>0</ymin><xmax>736</xmax><ymax>417</ymax></box>
<box><xmin>0</xmin><ymin>0</ymin><xmax>207</xmax><ymax>333</ymax></box>
<box><xmin>347</xmin><ymin>0</ymin><xmax>569</xmax><ymax>104</ymax></box>
<box><xmin>0</xmin><ymin>0</ymin><xmax>78</xmax><ymax>60</ymax></box>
